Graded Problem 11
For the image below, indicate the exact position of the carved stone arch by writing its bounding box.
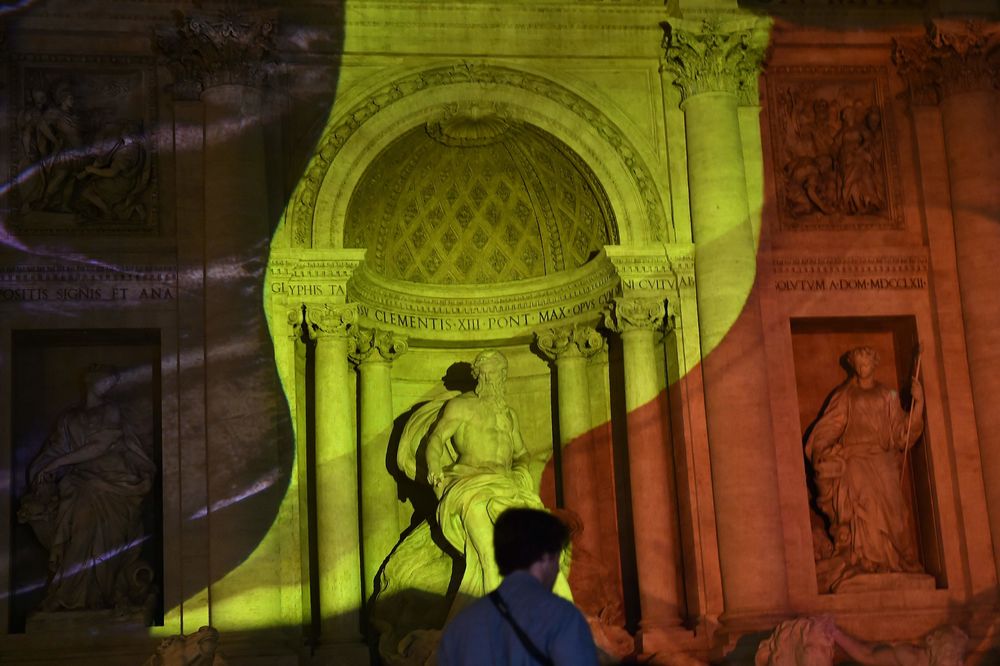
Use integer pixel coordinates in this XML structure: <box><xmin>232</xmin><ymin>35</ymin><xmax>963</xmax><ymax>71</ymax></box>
<box><xmin>285</xmin><ymin>63</ymin><xmax>669</xmax><ymax>249</ymax></box>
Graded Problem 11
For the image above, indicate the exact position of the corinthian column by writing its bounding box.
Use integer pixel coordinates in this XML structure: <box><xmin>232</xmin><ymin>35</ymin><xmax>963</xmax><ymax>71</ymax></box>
<box><xmin>306</xmin><ymin>304</ymin><xmax>361</xmax><ymax>642</ymax></box>
<box><xmin>605</xmin><ymin>297</ymin><xmax>683</xmax><ymax>643</ymax></box>
<box><xmin>535</xmin><ymin>325</ymin><xmax>605</xmax><ymax>559</ymax></box>
<box><xmin>662</xmin><ymin>18</ymin><xmax>789</xmax><ymax>625</ymax></box>
<box><xmin>349</xmin><ymin>327</ymin><xmax>408</xmax><ymax>603</ymax></box>
<box><xmin>895</xmin><ymin>22</ymin><xmax>1000</xmax><ymax>581</ymax></box>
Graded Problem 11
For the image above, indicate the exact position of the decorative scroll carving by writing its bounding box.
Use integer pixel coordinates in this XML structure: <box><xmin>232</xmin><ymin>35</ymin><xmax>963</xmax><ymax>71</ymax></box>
<box><xmin>155</xmin><ymin>8</ymin><xmax>278</xmax><ymax>99</ymax></box>
<box><xmin>349</xmin><ymin>327</ymin><xmax>408</xmax><ymax>364</ymax></box>
<box><xmin>286</xmin><ymin>307</ymin><xmax>304</xmax><ymax>340</ymax></box>
<box><xmin>604</xmin><ymin>297</ymin><xmax>668</xmax><ymax>334</ymax></box>
<box><xmin>10</xmin><ymin>59</ymin><xmax>157</xmax><ymax>234</ymax></box>
<box><xmin>766</xmin><ymin>67</ymin><xmax>902</xmax><ymax>230</ymax></box>
<box><xmin>893</xmin><ymin>20</ymin><xmax>1000</xmax><ymax>106</ymax></box>
<box><xmin>535</xmin><ymin>324</ymin><xmax>605</xmax><ymax>361</ymax></box>
<box><xmin>289</xmin><ymin>64</ymin><xmax>666</xmax><ymax>247</ymax></box>
<box><xmin>305</xmin><ymin>303</ymin><xmax>357</xmax><ymax>340</ymax></box>
<box><xmin>661</xmin><ymin>18</ymin><xmax>770</xmax><ymax>105</ymax></box>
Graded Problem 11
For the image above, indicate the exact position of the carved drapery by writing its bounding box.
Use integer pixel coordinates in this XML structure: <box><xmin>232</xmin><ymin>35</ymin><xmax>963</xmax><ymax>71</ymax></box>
<box><xmin>349</xmin><ymin>327</ymin><xmax>408</xmax><ymax>600</ymax></box>
<box><xmin>604</xmin><ymin>297</ymin><xmax>682</xmax><ymax>639</ymax></box>
<box><xmin>893</xmin><ymin>21</ymin><xmax>1000</xmax><ymax>105</ymax></box>
<box><xmin>305</xmin><ymin>304</ymin><xmax>362</xmax><ymax>641</ymax></box>
<box><xmin>155</xmin><ymin>8</ymin><xmax>278</xmax><ymax>99</ymax></box>
<box><xmin>661</xmin><ymin>17</ymin><xmax>770</xmax><ymax>106</ymax></box>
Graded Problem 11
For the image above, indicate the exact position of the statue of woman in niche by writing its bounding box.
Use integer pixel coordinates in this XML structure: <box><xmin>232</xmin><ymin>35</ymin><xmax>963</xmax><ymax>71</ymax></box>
<box><xmin>18</xmin><ymin>364</ymin><xmax>156</xmax><ymax>615</ymax></box>
<box><xmin>806</xmin><ymin>346</ymin><xmax>924</xmax><ymax>591</ymax></box>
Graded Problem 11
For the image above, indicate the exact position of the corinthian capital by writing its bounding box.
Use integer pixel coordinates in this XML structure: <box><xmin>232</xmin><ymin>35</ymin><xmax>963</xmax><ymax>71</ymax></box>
<box><xmin>535</xmin><ymin>325</ymin><xmax>605</xmax><ymax>362</ymax></box>
<box><xmin>661</xmin><ymin>17</ymin><xmax>770</xmax><ymax>105</ymax></box>
<box><xmin>893</xmin><ymin>20</ymin><xmax>1000</xmax><ymax>105</ymax></box>
<box><xmin>155</xmin><ymin>8</ymin><xmax>278</xmax><ymax>99</ymax></box>
<box><xmin>306</xmin><ymin>303</ymin><xmax>357</xmax><ymax>340</ymax></box>
<box><xmin>605</xmin><ymin>297</ymin><xmax>668</xmax><ymax>334</ymax></box>
<box><xmin>349</xmin><ymin>327</ymin><xmax>408</xmax><ymax>365</ymax></box>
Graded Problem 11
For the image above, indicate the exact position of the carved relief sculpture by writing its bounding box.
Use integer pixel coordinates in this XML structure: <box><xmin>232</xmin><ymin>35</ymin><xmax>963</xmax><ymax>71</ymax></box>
<box><xmin>16</xmin><ymin>365</ymin><xmax>156</xmax><ymax>622</ymax></box>
<box><xmin>805</xmin><ymin>346</ymin><xmax>925</xmax><ymax>592</ymax></box>
<box><xmin>143</xmin><ymin>626</ymin><xmax>227</xmax><ymax>666</ymax></box>
<box><xmin>755</xmin><ymin>617</ymin><xmax>836</xmax><ymax>666</ymax></box>
<box><xmin>767</xmin><ymin>69</ymin><xmax>901</xmax><ymax>230</ymax></box>
<box><xmin>372</xmin><ymin>350</ymin><xmax>570</xmax><ymax>665</ymax></box>
<box><xmin>831</xmin><ymin>623</ymin><xmax>968</xmax><ymax>666</ymax></box>
<box><xmin>11</xmin><ymin>64</ymin><xmax>156</xmax><ymax>233</ymax></box>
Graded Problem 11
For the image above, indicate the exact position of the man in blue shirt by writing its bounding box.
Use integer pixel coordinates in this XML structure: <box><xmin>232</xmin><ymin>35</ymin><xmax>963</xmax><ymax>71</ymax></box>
<box><xmin>437</xmin><ymin>508</ymin><xmax>599</xmax><ymax>665</ymax></box>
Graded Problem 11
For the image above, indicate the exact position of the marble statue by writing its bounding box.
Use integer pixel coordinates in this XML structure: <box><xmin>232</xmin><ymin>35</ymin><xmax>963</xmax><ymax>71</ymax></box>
<box><xmin>831</xmin><ymin>624</ymin><xmax>968</xmax><ymax>666</ymax></box>
<box><xmin>399</xmin><ymin>349</ymin><xmax>570</xmax><ymax>607</ymax></box>
<box><xmin>805</xmin><ymin>346</ymin><xmax>925</xmax><ymax>591</ymax></box>
<box><xmin>142</xmin><ymin>626</ymin><xmax>227</xmax><ymax>666</ymax></box>
<box><xmin>17</xmin><ymin>365</ymin><xmax>156</xmax><ymax>616</ymax></box>
<box><xmin>373</xmin><ymin>349</ymin><xmax>568</xmax><ymax>664</ymax></box>
<box><xmin>755</xmin><ymin>617</ymin><xmax>836</xmax><ymax>666</ymax></box>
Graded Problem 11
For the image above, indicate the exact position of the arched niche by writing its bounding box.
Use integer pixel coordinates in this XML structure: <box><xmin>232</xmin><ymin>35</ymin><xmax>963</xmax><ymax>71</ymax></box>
<box><xmin>282</xmin><ymin>63</ymin><xmax>670</xmax><ymax>250</ymax></box>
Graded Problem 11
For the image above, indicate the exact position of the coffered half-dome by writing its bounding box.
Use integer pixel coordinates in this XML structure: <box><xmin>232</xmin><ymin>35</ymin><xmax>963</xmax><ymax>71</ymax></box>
<box><xmin>344</xmin><ymin>111</ymin><xmax>617</xmax><ymax>285</ymax></box>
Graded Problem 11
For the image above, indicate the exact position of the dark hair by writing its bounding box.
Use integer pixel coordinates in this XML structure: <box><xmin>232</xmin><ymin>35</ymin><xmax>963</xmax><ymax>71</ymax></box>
<box><xmin>493</xmin><ymin>508</ymin><xmax>569</xmax><ymax>576</ymax></box>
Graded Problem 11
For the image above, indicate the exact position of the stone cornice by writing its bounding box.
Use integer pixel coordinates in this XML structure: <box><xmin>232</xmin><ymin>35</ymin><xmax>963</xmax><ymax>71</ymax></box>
<box><xmin>661</xmin><ymin>17</ymin><xmax>770</xmax><ymax>106</ymax></box>
<box><xmin>893</xmin><ymin>20</ymin><xmax>1000</xmax><ymax>106</ymax></box>
<box><xmin>535</xmin><ymin>324</ymin><xmax>605</xmax><ymax>361</ymax></box>
<box><xmin>345</xmin><ymin>250</ymin><xmax>619</xmax><ymax>342</ymax></box>
<box><xmin>155</xmin><ymin>8</ymin><xmax>278</xmax><ymax>99</ymax></box>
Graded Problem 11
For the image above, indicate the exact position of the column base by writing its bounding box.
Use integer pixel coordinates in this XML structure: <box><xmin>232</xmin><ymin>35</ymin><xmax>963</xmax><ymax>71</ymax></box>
<box><xmin>637</xmin><ymin>623</ymin><xmax>702</xmax><ymax>658</ymax></box>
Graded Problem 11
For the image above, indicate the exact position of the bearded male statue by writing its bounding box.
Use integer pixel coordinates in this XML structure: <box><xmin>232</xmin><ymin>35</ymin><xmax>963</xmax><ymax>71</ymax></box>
<box><xmin>372</xmin><ymin>350</ymin><xmax>569</xmax><ymax>665</ymax></box>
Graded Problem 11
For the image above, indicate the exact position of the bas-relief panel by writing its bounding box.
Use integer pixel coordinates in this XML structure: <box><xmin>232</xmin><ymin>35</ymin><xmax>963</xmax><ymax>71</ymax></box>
<box><xmin>8</xmin><ymin>56</ymin><xmax>158</xmax><ymax>236</ymax></box>
<box><xmin>9</xmin><ymin>330</ymin><xmax>163</xmax><ymax>633</ymax></box>
<box><xmin>766</xmin><ymin>67</ymin><xmax>903</xmax><ymax>232</ymax></box>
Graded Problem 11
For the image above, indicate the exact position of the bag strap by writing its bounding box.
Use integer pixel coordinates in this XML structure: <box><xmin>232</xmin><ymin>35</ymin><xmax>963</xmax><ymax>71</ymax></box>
<box><xmin>488</xmin><ymin>591</ymin><xmax>554</xmax><ymax>666</ymax></box>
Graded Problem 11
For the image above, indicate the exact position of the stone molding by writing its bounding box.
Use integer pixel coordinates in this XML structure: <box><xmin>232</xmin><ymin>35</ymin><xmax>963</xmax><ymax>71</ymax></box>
<box><xmin>155</xmin><ymin>8</ymin><xmax>278</xmax><ymax>99</ymax></box>
<box><xmin>893</xmin><ymin>20</ymin><xmax>1000</xmax><ymax>106</ymax></box>
<box><xmin>661</xmin><ymin>17</ymin><xmax>770</xmax><ymax>106</ymax></box>
<box><xmin>305</xmin><ymin>303</ymin><xmax>357</xmax><ymax>341</ymax></box>
<box><xmin>346</xmin><ymin>250</ymin><xmax>618</xmax><ymax>341</ymax></box>
<box><xmin>604</xmin><ymin>296</ymin><xmax>668</xmax><ymax>334</ymax></box>
<box><xmin>770</xmin><ymin>249</ymin><xmax>930</xmax><ymax>293</ymax></box>
<box><xmin>535</xmin><ymin>324</ymin><xmax>606</xmax><ymax>361</ymax></box>
<box><xmin>288</xmin><ymin>63</ymin><xmax>666</xmax><ymax>248</ymax></box>
<box><xmin>349</xmin><ymin>327</ymin><xmax>408</xmax><ymax>365</ymax></box>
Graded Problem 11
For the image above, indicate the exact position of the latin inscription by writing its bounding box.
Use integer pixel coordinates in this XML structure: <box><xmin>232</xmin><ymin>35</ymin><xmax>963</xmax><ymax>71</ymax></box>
<box><xmin>0</xmin><ymin>286</ymin><xmax>173</xmax><ymax>302</ymax></box>
<box><xmin>620</xmin><ymin>276</ymin><xmax>695</xmax><ymax>291</ymax></box>
<box><xmin>270</xmin><ymin>282</ymin><xmax>346</xmax><ymax>296</ymax></box>
<box><xmin>355</xmin><ymin>292</ymin><xmax>615</xmax><ymax>332</ymax></box>
<box><xmin>774</xmin><ymin>276</ymin><xmax>927</xmax><ymax>292</ymax></box>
